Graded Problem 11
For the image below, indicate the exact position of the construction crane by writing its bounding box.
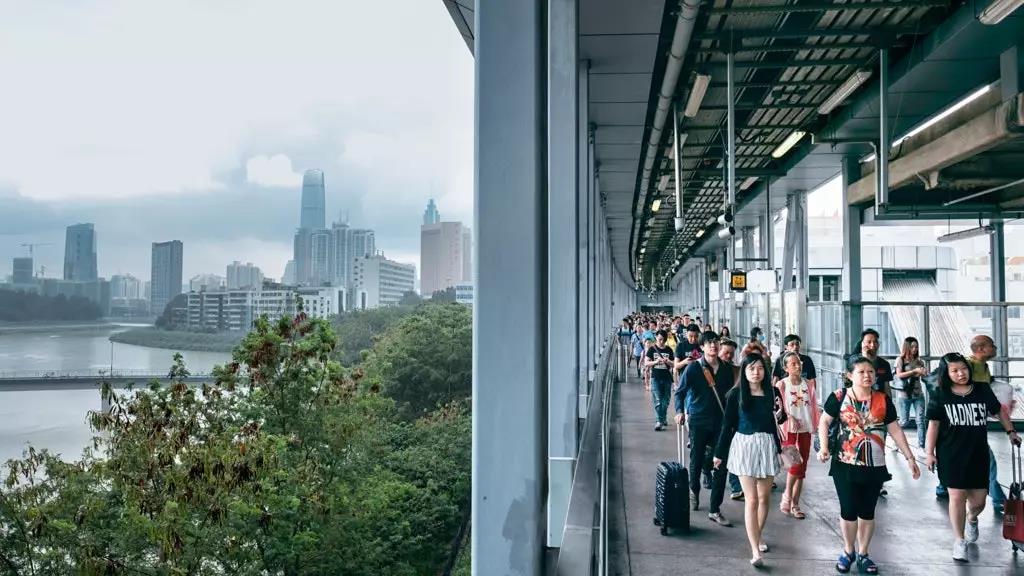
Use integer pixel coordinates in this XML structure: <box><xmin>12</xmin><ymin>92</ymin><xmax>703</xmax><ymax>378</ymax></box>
<box><xmin>19</xmin><ymin>242</ymin><xmax>51</xmax><ymax>257</ymax></box>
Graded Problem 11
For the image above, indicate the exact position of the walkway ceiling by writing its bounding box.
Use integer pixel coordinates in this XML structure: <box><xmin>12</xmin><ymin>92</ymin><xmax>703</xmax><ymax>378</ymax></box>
<box><xmin>443</xmin><ymin>0</ymin><xmax>1024</xmax><ymax>291</ymax></box>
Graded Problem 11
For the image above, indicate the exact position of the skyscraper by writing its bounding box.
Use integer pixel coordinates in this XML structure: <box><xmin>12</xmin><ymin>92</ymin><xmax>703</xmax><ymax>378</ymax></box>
<box><xmin>300</xmin><ymin>169</ymin><xmax>326</xmax><ymax>230</ymax></box>
<box><xmin>424</xmin><ymin>198</ymin><xmax>441</xmax><ymax>225</ymax></box>
<box><xmin>12</xmin><ymin>257</ymin><xmax>33</xmax><ymax>285</ymax></box>
<box><xmin>310</xmin><ymin>229</ymin><xmax>332</xmax><ymax>286</ymax></box>
<box><xmin>283</xmin><ymin>260</ymin><xmax>296</xmax><ymax>285</ymax></box>
<box><xmin>351</xmin><ymin>229</ymin><xmax>376</xmax><ymax>260</ymax></box>
<box><xmin>151</xmin><ymin>241</ymin><xmax>183</xmax><ymax>315</ymax></box>
<box><xmin>226</xmin><ymin>262</ymin><xmax>263</xmax><ymax>290</ymax></box>
<box><xmin>462</xmin><ymin>227</ymin><xmax>473</xmax><ymax>282</ymax></box>
<box><xmin>64</xmin><ymin>223</ymin><xmax>97</xmax><ymax>281</ymax></box>
<box><xmin>329</xmin><ymin>222</ymin><xmax>353</xmax><ymax>288</ymax></box>
<box><xmin>421</xmin><ymin>221</ymin><xmax>466</xmax><ymax>295</ymax></box>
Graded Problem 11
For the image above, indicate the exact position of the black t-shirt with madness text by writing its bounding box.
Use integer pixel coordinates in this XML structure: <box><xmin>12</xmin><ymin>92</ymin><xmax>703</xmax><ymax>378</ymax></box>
<box><xmin>646</xmin><ymin>345</ymin><xmax>675</xmax><ymax>384</ymax></box>
<box><xmin>926</xmin><ymin>384</ymin><xmax>1000</xmax><ymax>470</ymax></box>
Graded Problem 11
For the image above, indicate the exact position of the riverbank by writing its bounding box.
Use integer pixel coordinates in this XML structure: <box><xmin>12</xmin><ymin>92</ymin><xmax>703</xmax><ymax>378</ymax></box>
<box><xmin>0</xmin><ymin>320</ymin><xmax>120</xmax><ymax>333</ymax></box>
<box><xmin>109</xmin><ymin>327</ymin><xmax>244</xmax><ymax>353</ymax></box>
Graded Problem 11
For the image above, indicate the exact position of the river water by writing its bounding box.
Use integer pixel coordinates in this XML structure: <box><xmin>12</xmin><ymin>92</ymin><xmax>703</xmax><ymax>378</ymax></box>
<box><xmin>0</xmin><ymin>324</ymin><xmax>231</xmax><ymax>463</ymax></box>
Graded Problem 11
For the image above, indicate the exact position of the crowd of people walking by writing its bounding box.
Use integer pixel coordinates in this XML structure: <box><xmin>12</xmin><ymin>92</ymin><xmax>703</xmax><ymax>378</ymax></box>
<box><xmin>621</xmin><ymin>311</ymin><xmax>1021</xmax><ymax>572</ymax></box>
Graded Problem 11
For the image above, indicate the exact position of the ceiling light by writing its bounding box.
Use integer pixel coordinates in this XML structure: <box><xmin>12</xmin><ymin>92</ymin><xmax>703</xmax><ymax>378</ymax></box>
<box><xmin>740</xmin><ymin>176</ymin><xmax>759</xmax><ymax>191</ymax></box>
<box><xmin>937</xmin><ymin>226</ymin><xmax>993</xmax><ymax>243</ymax></box>
<box><xmin>640</xmin><ymin>247</ymin><xmax>646</xmax><ymax>253</ymax></box>
<box><xmin>696</xmin><ymin>229</ymin><xmax>705</xmax><ymax>238</ymax></box>
<box><xmin>772</xmin><ymin>131</ymin><xmax>806</xmax><ymax>159</ymax></box>
<box><xmin>651</xmin><ymin>198</ymin><xmax>662</xmax><ymax>212</ymax></box>
<box><xmin>684</xmin><ymin>73</ymin><xmax>711</xmax><ymax>118</ymax></box>
<box><xmin>980</xmin><ymin>0</ymin><xmax>1024</xmax><ymax>24</ymax></box>
<box><xmin>818</xmin><ymin>69</ymin><xmax>872</xmax><ymax>115</ymax></box>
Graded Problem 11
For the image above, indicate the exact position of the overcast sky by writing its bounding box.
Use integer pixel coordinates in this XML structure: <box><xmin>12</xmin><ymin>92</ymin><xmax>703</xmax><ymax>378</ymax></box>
<box><xmin>0</xmin><ymin>0</ymin><xmax>473</xmax><ymax>283</ymax></box>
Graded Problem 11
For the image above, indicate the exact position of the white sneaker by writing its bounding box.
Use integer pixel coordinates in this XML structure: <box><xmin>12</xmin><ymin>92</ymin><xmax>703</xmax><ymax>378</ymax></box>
<box><xmin>952</xmin><ymin>539</ymin><xmax>968</xmax><ymax>562</ymax></box>
<box><xmin>965</xmin><ymin>519</ymin><xmax>979</xmax><ymax>544</ymax></box>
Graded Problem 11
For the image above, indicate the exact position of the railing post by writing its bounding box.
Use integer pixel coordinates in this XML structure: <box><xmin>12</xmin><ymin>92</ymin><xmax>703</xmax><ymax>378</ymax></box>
<box><xmin>921</xmin><ymin>304</ymin><xmax>931</xmax><ymax>371</ymax></box>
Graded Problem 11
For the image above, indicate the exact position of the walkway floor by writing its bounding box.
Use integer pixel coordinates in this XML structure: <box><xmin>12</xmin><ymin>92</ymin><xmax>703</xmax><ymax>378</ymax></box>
<box><xmin>608</xmin><ymin>369</ymin><xmax>1023</xmax><ymax>576</ymax></box>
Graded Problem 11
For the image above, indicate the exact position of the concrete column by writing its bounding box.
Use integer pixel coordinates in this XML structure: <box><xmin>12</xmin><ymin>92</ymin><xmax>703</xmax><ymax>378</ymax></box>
<box><xmin>797</xmin><ymin>191</ymin><xmax>809</xmax><ymax>291</ymax></box>
<box><xmin>991</xmin><ymin>221</ymin><xmax>1009</xmax><ymax>377</ymax></box>
<box><xmin>577</xmin><ymin>61</ymin><xmax>589</xmax><ymax>419</ymax></box>
<box><xmin>841</xmin><ymin>158</ymin><xmax>863</xmax><ymax>352</ymax></box>
<box><xmin>473</xmin><ymin>0</ymin><xmax>546</xmax><ymax>573</ymax></box>
<box><xmin>590</xmin><ymin>144</ymin><xmax>599</xmax><ymax>369</ymax></box>
<box><xmin>546</xmin><ymin>0</ymin><xmax>577</xmax><ymax>549</ymax></box>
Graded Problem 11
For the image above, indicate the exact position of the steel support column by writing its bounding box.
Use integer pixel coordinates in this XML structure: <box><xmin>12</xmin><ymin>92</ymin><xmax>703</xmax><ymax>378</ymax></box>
<box><xmin>546</xmin><ymin>0</ymin><xmax>577</xmax><ymax>549</ymax></box>
<box><xmin>841</xmin><ymin>158</ymin><xmax>864</xmax><ymax>352</ymax></box>
<box><xmin>991</xmin><ymin>221</ymin><xmax>1009</xmax><ymax>378</ymax></box>
<box><xmin>726</xmin><ymin>50</ymin><xmax>737</xmax><ymax>270</ymax></box>
<box><xmin>473</xmin><ymin>0</ymin><xmax>545</xmax><ymax>572</ymax></box>
<box><xmin>577</xmin><ymin>61</ymin><xmax>590</xmax><ymax>422</ymax></box>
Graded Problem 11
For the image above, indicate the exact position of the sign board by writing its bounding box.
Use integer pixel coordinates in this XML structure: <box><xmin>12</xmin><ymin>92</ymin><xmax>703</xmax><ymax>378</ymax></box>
<box><xmin>729</xmin><ymin>269</ymin><xmax>747</xmax><ymax>292</ymax></box>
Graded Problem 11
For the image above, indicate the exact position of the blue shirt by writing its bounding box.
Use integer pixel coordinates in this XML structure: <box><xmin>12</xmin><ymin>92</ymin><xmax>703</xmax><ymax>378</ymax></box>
<box><xmin>675</xmin><ymin>357</ymin><xmax>732</xmax><ymax>427</ymax></box>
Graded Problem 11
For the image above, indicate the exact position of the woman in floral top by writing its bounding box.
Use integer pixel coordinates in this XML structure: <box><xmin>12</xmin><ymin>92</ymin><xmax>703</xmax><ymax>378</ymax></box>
<box><xmin>776</xmin><ymin>351</ymin><xmax>818</xmax><ymax>520</ymax></box>
<box><xmin>817</xmin><ymin>356</ymin><xmax>920</xmax><ymax>575</ymax></box>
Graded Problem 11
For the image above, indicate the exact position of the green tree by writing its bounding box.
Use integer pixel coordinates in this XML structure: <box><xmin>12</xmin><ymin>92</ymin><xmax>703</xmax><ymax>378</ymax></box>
<box><xmin>329</xmin><ymin>306</ymin><xmax>416</xmax><ymax>366</ymax></box>
<box><xmin>429</xmin><ymin>286</ymin><xmax>456</xmax><ymax>304</ymax></box>
<box><xmin>361</xmin><ymin>303</ymin><xmax>472</xmax><ymax>419</ymax></box>
<box><xmin>398</xmin><ymin>290</ymin><xmax>423</xmax><ymax>306</ymax></box>
<box><xmin>0</xmin><ymin>306</ymin><xmax>472</xmax><ymax>575</ymax></box>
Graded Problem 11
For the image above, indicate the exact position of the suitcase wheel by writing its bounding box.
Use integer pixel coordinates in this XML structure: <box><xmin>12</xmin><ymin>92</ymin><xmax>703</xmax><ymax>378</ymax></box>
<box><xmin>660</xmin><ymin>525</ymin><xmax>667</xmax><ymax>536</ymax></box>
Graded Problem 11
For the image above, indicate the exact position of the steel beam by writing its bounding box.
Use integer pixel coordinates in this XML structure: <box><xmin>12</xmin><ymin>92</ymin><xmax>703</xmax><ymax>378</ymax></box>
<box><xmin>718</xmin><ymin>58</ymin><xmax>872</xmax><ymax>70</ymax></box>
<box><xmin>693</xmin><ymin>26</ymin><xmax>922</xmax><ymax>41</ymax></box>
<box><xmin>695</xmin><ymin>41</ymin><xmax>888</xmax><ymax>54</ymax></box>
<box><xmin>707</xmin><ymin>1</ymin><xmax>946</xmax><ymax>14</ymax></box>
<box><xmin>473</xmin><ymin>0</ymin><xmax>545</xmax><ymax>572</ymax></box>
<box><xmin>709</xmin><ymin>79</ymin><xmax>842</xmax><ymax>88</ymax></box>
<box><xmin>700</xmin><ymin>103</ymin><xmax>818</xmax><ymax>110</ymax></box>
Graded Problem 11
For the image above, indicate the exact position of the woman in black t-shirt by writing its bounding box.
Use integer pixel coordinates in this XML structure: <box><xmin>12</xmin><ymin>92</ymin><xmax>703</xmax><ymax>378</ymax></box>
<box><xmin>925</xmin><ymin>352</ymin><xmax>1021</xmax><ymax>563</ymax></box>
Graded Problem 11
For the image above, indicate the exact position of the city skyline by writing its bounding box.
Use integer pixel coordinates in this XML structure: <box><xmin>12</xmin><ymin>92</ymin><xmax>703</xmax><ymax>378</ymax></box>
<box><xmin>0</xmin><ymin>1</ymin><xmax>472</xmax><ymax>283</ymax></box>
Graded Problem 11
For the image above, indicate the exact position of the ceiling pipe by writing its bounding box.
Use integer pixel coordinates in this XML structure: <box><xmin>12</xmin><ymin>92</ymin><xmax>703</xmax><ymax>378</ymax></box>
<box><xmin>674</xmin><ymin>101</ymin><xmax>685</xmax><ymax>231</ymax></box>
<box><xmin>635</xmin><ymin>0</ymin><xmax>700</xmax><ymax>255</ymax></box>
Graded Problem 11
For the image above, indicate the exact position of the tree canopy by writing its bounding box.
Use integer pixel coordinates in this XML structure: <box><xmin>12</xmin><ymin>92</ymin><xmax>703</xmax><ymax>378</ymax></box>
<box><xmin>0</xmin><ymin>289</ymin><xmax>101</xmax><ymax>322</ymax></box>
<box><xmin>0</xmin><ymin>304</ymin><xmax>471</xmax><ymax>575</ymax></box>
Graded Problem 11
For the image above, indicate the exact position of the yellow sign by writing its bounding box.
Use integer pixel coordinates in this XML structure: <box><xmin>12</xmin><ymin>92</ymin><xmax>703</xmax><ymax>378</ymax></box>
<box><xmin>730</xmin><ymin>270</ymin><xmax>747</xmax><ymax>292</ymax></box>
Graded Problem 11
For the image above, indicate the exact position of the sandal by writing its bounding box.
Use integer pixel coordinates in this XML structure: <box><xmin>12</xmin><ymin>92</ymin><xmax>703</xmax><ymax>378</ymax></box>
<box><xmin>836</xmin><ymin>550</ymin><xmax>855</xmax><ymax>574</ymax></box>
<box><xmin>780</xmin><ymin>494</ymin><xmax>791</xmax><ymax>515</ymax></box>
<box><xmin>790</xmin><ymin>505</ymin><xmax>806</xmax><ymax>520</ymax></box>
<box><xmin>857</xmin><ymin>554</ymin><xmax>878</xmax><ymax>574</ymax></box>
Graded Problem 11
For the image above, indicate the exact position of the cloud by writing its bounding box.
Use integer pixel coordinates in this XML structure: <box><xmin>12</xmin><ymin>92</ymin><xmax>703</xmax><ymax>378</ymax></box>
<box><xmin>0</xmin><ymin>0</ymin><xmax>473</xmax><ymax>283</ymax></box>
<box><xmin>246</xmin><ymin>154</ymin><xmax>303</xmax><ymax>188</ymax></box>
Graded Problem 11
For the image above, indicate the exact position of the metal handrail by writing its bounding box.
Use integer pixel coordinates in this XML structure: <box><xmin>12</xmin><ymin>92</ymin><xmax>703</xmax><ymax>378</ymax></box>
<box><xmin>0</xmin><ymin>369</ymin><xmax>214</xmax><ymax>380</ymax></box>
<box><xmin>557</xmin><ymin>332</ymin><xmax>616</xmax><ymax>575</ymax></box>
<box><xmin>808</xmin><ymin>300</ymin><xmax>1024</xmax><ymax>307</ymax></box>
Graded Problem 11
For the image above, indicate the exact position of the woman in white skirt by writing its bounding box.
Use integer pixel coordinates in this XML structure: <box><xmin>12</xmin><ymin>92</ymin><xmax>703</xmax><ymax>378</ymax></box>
<box><xmin>714</xmin><ymin>353</ymin><xmax>783</xmax><ymax>567</ymax></box>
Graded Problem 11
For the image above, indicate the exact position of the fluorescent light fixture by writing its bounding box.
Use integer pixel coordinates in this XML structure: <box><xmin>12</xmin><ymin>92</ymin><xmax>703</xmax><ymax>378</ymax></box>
<box><xmin>937</xmin><ymin>225</ymin><xmax>993</xmax><ymax>243</ymax></box>
<box><xmin>980</xmin><ymin>0</ymin><xmax>1024</xmax><ymax>24</ymax></box>
<box><xmin>658</xmin><ymin>174</ymin><xmax>670</xmax><ymax>192</ymax></box>
<box><xmin>861</xmin><ymin>84</ymin><xmax>991</xmax><ymax>163</ymax></box>
<box><xmin>818</xmin><ymin>69</ymin><xmax>872</xmax><ymax>115</ymax></box>
<box><xmin>651</xmin><ymin>198</ymin><xmax>662</xmax><ymax>212</ymax></box>
<box><xmin>740</xmin><ymin>176</ymin><xmax>759</xmax><ymax>191</ymax></box>
<box><xmin>684</xmin><ymin>73</ymin><xmax>711</xmax><ymax>118</ymax></box>
<box><xmin>640</xmin><ymin>247</ymin><xmax>646</xmax><ymax>253</ymax></box>
<box><xmin>696</xmin><ymin>229</ymin><xmax>705</xmax><ymax>238</ymax></box>
<box><xmin>772</xmin><ymin>131</ymin><xmax>806</xmax><ymax>159</ymax></box>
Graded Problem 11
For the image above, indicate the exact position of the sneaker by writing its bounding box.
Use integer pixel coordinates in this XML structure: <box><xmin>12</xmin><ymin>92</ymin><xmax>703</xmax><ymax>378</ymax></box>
<box><xmin>690</xmin><ymin>490</ymin><xmax>699</xmax><ymax>511</ymax></box>
<box><xmin>708</xmin><ymin>512</ymin><xmax>732</xmax><ymax>527</ymax></box>
<box><xmin>965</xmin><ymin>519</ymin><xmax>979</xmax><ymax>544</ymax></box>
<box><xmin>654</xmin><ymin>423</ymin><xmax>663</xmax><ymax>431</ymax></box>
<box><xmin>730</xmin><ymin>491</ymin><xmax>744</xmax><ymax>501</ymax></box>
<box><xmin>879</xmin><ymin>487</ymin><xmax>888</xmax><ymax>497</ymax></box>
<box><xmin>952</xmin><ymin>538</ymin><xmax>968</xmax><ymax>562</ymax></box>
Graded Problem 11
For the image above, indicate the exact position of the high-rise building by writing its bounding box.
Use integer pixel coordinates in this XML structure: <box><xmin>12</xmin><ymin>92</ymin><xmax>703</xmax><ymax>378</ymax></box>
<box><xmin>421</xmin><ymin>221</ymin><xmax>466</xmax><ymax>295</ymax></box>
<box><xmin>424</xmin><ymin>198</ymin><xmax>441</xmax><ymax>225</ymax></box>
<box><xmin>64</xmin><ymin>223</ymin><xmax>97</xmax><ymax>281</ymax></box>
<box><xmin>352</xmin><ymin>254</ymin><xmax>415</xmax><ymax>309</ymax></box>
<box><xmin>328</xmin><ymin>222</ymin><xmax>352</xmax><ymax>287</ymax></box>
<box><xmin>226</xmin><ymin>262</ymin><xmax>263</xmax><ymax>290</ymax></box>
<box><xmin>12</xmin><ymin>257</ymin><xmax>33</xmax><ymax>285</ymax></box>
<box><xmin>300</xmin><ymin>169</ymin><xmax>326</xmax><ymax>230</ymax></box>
<box><xmin>351</xmin><ymin>229</ymin><xmax>375</xmax><ymax>260</ymax></box>
<box><xmin>151</xmin><ymin>240</ymin><xmax>183</xmax><ymax>315</ymax></box>
<box><xmin>111</xmin><ymin>274</ymin><xmax>143</xmax><ymax>299</ymax></box>
<box><xmin>309</xmin><ymin>230</ymin><xmax>332</xmax><ymax>286</ymax></box>
<box><xmin>293</xmin><ymin>229</ymin><xmax>313</xmax><ymax>285</ymax></box>
<box><xmin>462</xmin><ymin>227</ymin><xmax>473</xmax><ymax>283</ymax></box>
<box><xmin>282</xmin><ymin>260</ymin><xmax>296</xmax><ymax>285</ymax></box>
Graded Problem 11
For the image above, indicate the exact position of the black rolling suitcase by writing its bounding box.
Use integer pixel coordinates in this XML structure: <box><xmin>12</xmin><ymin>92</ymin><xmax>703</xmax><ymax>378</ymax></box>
<box><xmin>653</xmin><ymin>423</ymin><xmax>690</xmax><ymax>534</ymax></box>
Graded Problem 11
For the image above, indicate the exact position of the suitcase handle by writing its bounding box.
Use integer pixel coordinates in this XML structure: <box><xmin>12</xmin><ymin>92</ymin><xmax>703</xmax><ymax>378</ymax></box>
<box><xmin>1014</xmin><ymin>442</ymin><xmax>1022</xmax><ymax>489</ymax></box>
<box><xmin>677</xmin><ymin>422</ymin><xmax>687</xmax><ymax>467</ymax></box>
